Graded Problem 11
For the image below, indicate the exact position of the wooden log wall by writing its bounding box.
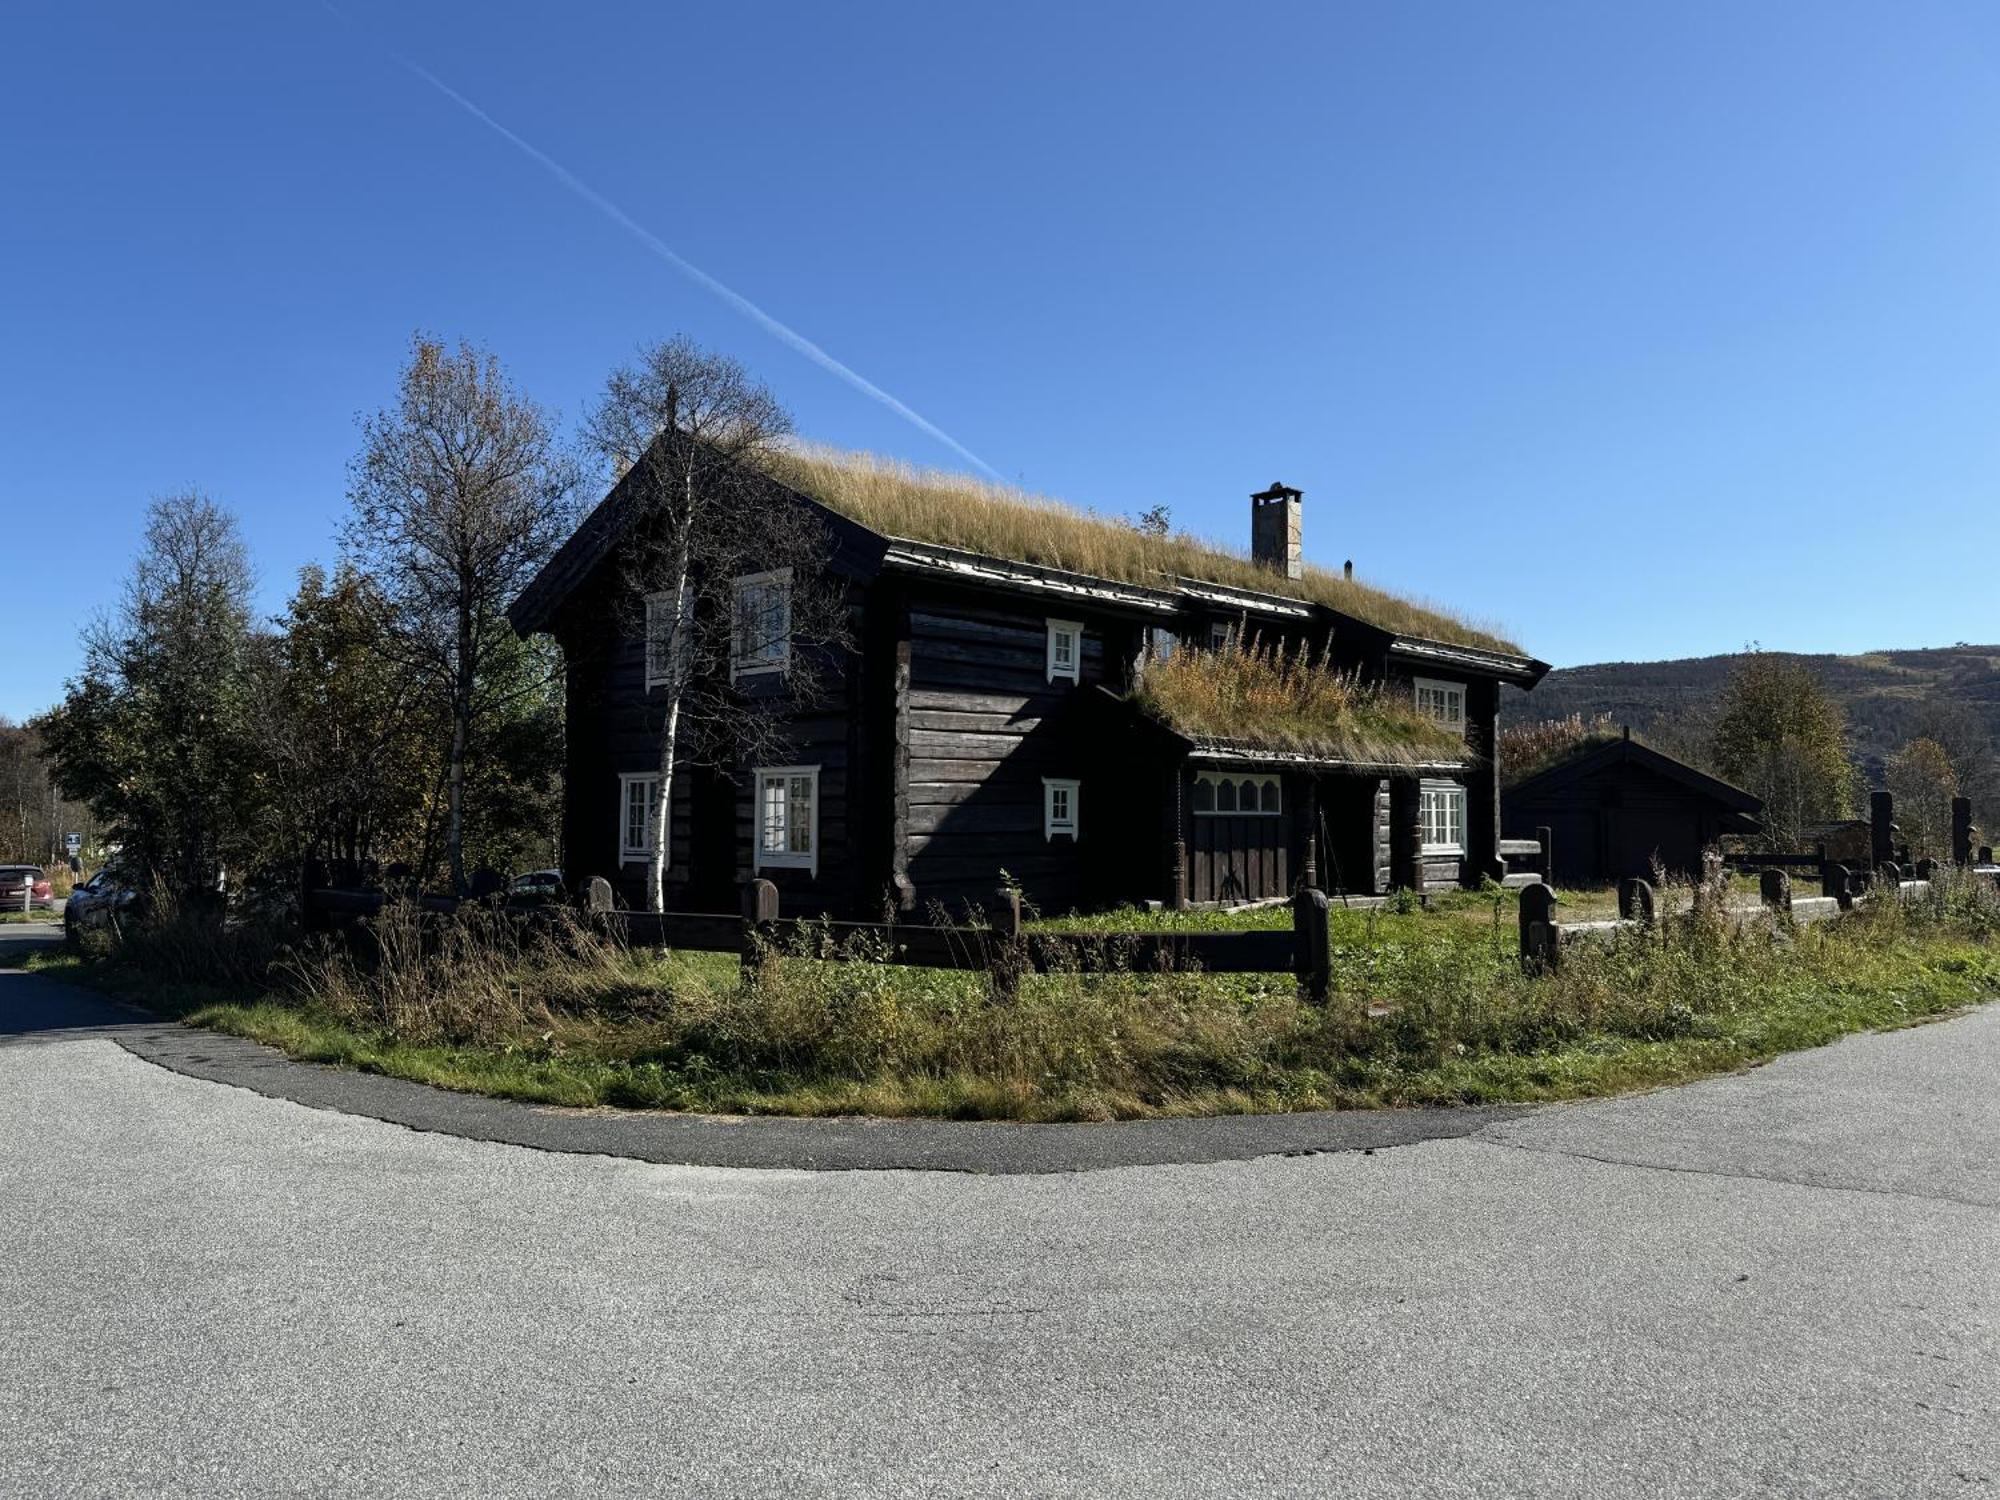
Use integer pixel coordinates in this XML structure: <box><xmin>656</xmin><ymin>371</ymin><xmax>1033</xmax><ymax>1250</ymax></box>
<box><xmin>901</xmin><ymin>592</ymin><xmax>1112</xmax><ymax>911</ymax></box>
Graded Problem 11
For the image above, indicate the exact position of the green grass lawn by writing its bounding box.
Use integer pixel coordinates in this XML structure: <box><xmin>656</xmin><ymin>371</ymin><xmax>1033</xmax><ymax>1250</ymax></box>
<box><xmin>21</xmin><ymin>876</ymin><xmax>2000</xmax><ymax>1122</ymax></box>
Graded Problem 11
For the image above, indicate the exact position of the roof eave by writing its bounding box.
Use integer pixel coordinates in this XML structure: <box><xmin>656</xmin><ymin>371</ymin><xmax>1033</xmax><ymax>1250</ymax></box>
<box><xmin>1183</xmin><ymin>742</ymin><xmax>1473</xmax><ymax>775</ymax></box>
<box><xmin>880</xmin><ymin>537</ymin><xmax>1183</xmax><ymax>614</ymax></box>
<box><xmin>1387</xmin><ymin>635</ymin><xmax>1550</xmax><ymax>687</ymax></box>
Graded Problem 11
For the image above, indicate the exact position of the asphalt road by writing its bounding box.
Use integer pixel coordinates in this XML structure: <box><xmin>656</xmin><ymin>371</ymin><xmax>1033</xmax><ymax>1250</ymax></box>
<box><xmin>2</xmin><ymin>958</ymin><xmax>1995</xmax><ymax>1498</ymax></box>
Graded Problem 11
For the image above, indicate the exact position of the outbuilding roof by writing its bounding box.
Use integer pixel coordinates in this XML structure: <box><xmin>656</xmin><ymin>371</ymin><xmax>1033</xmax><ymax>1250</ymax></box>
<box><xmin>1504</xmin><ymin>733</ymin><xmax>1764</xmax><ymax>821</ymax></box>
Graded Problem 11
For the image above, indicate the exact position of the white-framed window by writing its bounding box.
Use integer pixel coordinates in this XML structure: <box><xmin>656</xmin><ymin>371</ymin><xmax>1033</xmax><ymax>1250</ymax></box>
<box><xmin>1414</xmin><ymin>677</ymin><xmax>1466</xmax><ymax>735</ymax></box>
<box><xmin>732</xmin><ymin>569</ymin><xmax>792</xmax><ymax>678</ymax></box>
<box><xmin>1043</xmin><ymin>777</ymin><xmax>1080</xmax><ymax>841</ymax></box>
<box><xmin>754</xmin><ymin>765</ymin><xmax>819</xmax><ymax>874</ymax></box>
<box><xmin>1207</xmin><ymin>620</ymin><xmax>1238</xmax><ymax>652</ymax></box>
<box><xmin>1046</xmin><ymin>619</ymin><xmax>1082</xmax><ymax>683</ymax></box>
<box><xmin>619</xmin><ymin>773</ymin><xmax>664</xmax><ymax>862</ymax></box>
<box><xmin>1192</xmin><ymin>771</ymin><xmax>1282</xmax><ymax>816</ymax></box>
<box><xmin>1149</xmin><ymin>627</ymin><xmax>1178</xmax><ymax>662</ymax></box>
<box><xmin>1420</xmin><ymin>779</ymin><xmax>1466</xmax><ymax>856</ymax></box>
<box><xmin>643</xmin><ymin>585</ymin><xmax>691</xmax><ymax>689</ymax></box>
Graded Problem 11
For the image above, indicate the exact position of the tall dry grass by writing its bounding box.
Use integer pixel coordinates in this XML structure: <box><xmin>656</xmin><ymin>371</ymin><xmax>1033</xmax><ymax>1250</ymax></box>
<box><xmin>761</xmin><ymin>444</ymin><xmax>1518</xmax><ymax>653</ymax></box>
<box><xmin>75</xmin><ymin>862</ymin><xmax>2000</xmax><ymax>1121</ymax></box>
<box><xmin>1131</xmin><ymin>635</ymin><xmax>1466</xmax><ymax>765</ymax></box>
<box><xmin>1497</xmin><ymin>712</ymin><xmax>1621</xmax><ymax>786</ymax></box>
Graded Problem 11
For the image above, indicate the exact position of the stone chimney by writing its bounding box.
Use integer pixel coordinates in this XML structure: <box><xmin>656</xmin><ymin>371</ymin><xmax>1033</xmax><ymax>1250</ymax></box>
<box><xmin>1250</xmin><ymin>482</ymin><xmax>1303</xmax><ymax>581</ymax></box>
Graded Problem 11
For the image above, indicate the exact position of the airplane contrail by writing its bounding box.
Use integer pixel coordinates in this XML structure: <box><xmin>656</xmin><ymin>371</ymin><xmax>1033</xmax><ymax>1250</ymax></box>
<box><xmin>320</xmin><ymin>3</ymin><xmax>1002</xmax><ymax>479</ymax></box>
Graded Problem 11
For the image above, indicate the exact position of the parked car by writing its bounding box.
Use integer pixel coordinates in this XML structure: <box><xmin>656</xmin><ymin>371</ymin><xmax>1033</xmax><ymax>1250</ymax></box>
<box><xmin>63</xmin><ymin>869</ymin><xmax>141</xmax><ymax>938</ymax></box>
<box><xmin>508</xmin><ymin>869</ymin><xmax>566</xmax><ymax>905</ymax></box>
<box><xmin>0</xmin><ymin>865</ymin><xmax>53</xmax><ymax>912</ymax></box>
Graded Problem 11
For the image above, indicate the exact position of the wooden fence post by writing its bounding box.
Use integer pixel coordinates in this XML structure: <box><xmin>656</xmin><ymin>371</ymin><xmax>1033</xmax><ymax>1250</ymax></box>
<box><xmin>1870</xmin><ymin>790</ymin><xmax>1895</xmax><ymax>872</ymax></box>
<box><xmin>985</xmin><ymin>886</ymin><xmax>1027</xmax><ymax>1004</ymax></box>
<box><xmin>990</xmin><ymin>886</ymin><xmax>1021</xmax><ymax>938</ymax></box>
<box><xmin>1291</xmin><ymin>885</ymin><xmax>1331</xmax><ymax>1006</ymax></box>
<box><xmin>1518</xmin><ymin>881</ymin><xmax>1559</xmax><ymax>973</ymax></box>
<box><xmin>1951</xmin><ymin>798</ymin><xmax>1973</xmax><ymax>867</ymax></box>
<box><xmin>741</xmin><ymin>878</ymin><xmax>779</xmax><ymax>981</ymax></box>
<box><xmin>1535</xmin><ymin>826</ymin><xmax>1553</xmax><ymax>885</ymax></box>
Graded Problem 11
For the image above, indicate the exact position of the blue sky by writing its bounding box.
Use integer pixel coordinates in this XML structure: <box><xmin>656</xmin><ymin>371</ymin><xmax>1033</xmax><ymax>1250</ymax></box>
<box><xmin>5</xmin><ymin>1</ymin><xmax>1999</xmax><ymax>720</ymax></box>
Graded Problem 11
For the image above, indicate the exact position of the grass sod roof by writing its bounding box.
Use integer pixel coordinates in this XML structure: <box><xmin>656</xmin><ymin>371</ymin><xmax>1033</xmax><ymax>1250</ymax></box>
<box><xmin>1498</xmin><ymin>713</ymin><xmax>1625</xmax><ymax>788</ymax></box>
<box><xmin>1498</xmin><ymin>714</ymin><xmax>1762</xmax><ymax>814</ymax></box>
<box><xmin>759</xmin><ymin>445</ymin><xmax>1520</xmax><ymax>654</ymax></box>
<box><xmin>1128</xmin><ymin>639</ymin><xmax>1470</xmax><ymax>769</ymax></box>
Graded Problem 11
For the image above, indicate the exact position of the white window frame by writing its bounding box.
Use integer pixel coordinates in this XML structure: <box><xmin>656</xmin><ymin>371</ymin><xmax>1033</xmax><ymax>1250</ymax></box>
<box><xmin>1192</xmin><ymin>771</ymin><xmax>1282</xmax><ymax>817</ymax></box>
<box><xmin>1419</xmin><ymin>779</ymin><xmax>1467</xmax><ymax>857</ymax></box>
<box><xmin>1046</xmin><ymin>619</ymin><xmax>1082</xmax><ymax>684</ymax></box>
<box><xmin>1414</xmin><ymin>677</ymin><xmax>1466</xmax><ymax>735</ymax></box>
<box><xmin>753</xmin><ymin>765</ymin><xmax>820</xmax><ymax>875</ymax></box>
<box><xmin>618</xmin><ymin>773</ymin><xmax>665</xmax><ymax>863</ymax></box>
<box><xmin>1043</xmin><ymin>777</ymin><xmax>1080</xmax><ymax>841</ymax></box>
<box><xmin>732</xmin><ymin>569</ymin><xmax>793</xmax><ymax>680</ymax></box>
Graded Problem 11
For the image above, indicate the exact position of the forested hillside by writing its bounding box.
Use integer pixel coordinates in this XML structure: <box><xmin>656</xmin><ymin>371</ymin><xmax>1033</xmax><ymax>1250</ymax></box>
<box><xmin>1503</xmin><ymin>644</ymin><xmax>2000</xmax><ymax>816</ymax></box>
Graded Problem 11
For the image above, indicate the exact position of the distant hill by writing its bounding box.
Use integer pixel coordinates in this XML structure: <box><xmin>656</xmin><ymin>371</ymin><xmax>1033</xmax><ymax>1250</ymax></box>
<box><xmin>1502</xmin><ymin>644</ymin><xmax>2000</xmax><ymax>791</ymax></box>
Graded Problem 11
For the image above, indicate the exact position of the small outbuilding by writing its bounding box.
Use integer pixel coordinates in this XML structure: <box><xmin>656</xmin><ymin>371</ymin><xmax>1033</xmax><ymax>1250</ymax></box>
<box><xmin>1501</xmin><ymin>729</ymin><xmax>1762</xmax><ymax>886</ymax></box>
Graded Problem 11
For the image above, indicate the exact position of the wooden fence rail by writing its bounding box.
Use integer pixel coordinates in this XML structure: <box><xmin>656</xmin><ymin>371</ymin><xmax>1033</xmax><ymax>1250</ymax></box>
<box><xmin>1515</xmin><ymin>867</ymin><xmax>1960</xmax><ymax>972</ymax></box>
<box><xmin>304</xmin><ymin>881</ymin><xmax>1336</xmax><ymax>1003</ymax></box>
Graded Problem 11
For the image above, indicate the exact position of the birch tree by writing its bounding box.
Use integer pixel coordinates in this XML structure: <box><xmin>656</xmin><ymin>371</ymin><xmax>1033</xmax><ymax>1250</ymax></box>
<box><xmin>584</xmin><ymin>336</ymin><xmax>846</xmax><ymax>912</ymax></box>
<box><xmin>342</xmin><ymin>336</ymin><xmax>577</xmax><ymax>892</ymax></box>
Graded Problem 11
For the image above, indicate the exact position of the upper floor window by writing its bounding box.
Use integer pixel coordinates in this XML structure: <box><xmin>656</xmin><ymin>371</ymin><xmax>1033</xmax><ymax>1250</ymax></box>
<box><xmin>1414</xmin><ymin>677</ymin><xmax>1466</xmax><ymax>734</ymax></box>
<box><xmin>1046</xmin><ymin>619</ymin><xmax>1082</xmax><ymax>683</ymax></box>
<box><xmin>619</xmin><ymin>773</ymin><xmax>663</xmax><ymax>862</ymax></box>
<box><xmin>733</xmin><ymin>570</ymin><xmax>792</xmax><ymax>678</ymax></box>
<box><xmin>1043</xmin><ymin>777</ymin><xmax>1080</xmax><ymax>840</ymax></box>
<box><xmin>1192</xmin><ymin>771</ymin><xmax>1282</xmax><ymax>816</ymax></box>
<box><xmin>1420</xmin><ymin>779</ymin><xmax>1466</xmax><ymax>855</ymax></box>
<box><xmin>754</xmin><ymin>765</ymin><xmax>818</xmax><ymax>874</ymax></box>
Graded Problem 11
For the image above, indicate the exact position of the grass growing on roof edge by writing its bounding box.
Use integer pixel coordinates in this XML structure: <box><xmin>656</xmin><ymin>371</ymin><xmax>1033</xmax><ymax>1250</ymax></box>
<box><xmin>762</xmin><ymin>444</ymin><xmax>1519</xmax><ymax>655</ymax></box>
<box><xmin>1127</xmin><ymin>637</ymin><xmax>1467</xmax><ymax>765</ymax></box>
<box><xmin>20</xmin><ymin>878</ymin><xmax>2000</xmax><ymax>1123</ymax></box>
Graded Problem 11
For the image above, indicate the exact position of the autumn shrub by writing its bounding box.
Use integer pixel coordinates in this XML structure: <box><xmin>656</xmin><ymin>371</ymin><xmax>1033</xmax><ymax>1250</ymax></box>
<box><xmin>111</xmin><ymin>882</ymin><xmax>287</xmax><ymax>987</ymax></box>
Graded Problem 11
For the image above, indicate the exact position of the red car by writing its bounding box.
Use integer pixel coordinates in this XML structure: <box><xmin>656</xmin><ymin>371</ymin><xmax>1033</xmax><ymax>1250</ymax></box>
<box><xmin>0</xmin><ymin>865</ymin><xmax>53</xmax><ymax>912</ymax></box>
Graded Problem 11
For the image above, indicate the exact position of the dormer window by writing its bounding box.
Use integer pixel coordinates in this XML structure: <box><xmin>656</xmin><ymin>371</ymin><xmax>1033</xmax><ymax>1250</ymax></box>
<box><xmin>1414</xmin><ymin>677</ymin><xmax>1466</xmax><ymax>734</ymax></box>
<box><xmin>1046</xmin><ymin>619</ymin><xmax>1082</xmax><ymax>683</ymax></box>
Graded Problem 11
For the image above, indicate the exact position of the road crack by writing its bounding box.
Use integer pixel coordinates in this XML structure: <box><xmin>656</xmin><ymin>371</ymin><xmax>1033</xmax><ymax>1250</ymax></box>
<box><xmin>1472</xmin><ymin>1134</ymin><xmax>2000</xmax><ymax>1213</ymax></box>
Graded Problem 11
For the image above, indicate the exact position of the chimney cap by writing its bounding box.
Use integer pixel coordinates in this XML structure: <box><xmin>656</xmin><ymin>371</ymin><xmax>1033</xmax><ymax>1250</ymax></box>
<box><xmin>1251</xmin><ymin>482</ymin><xmax>1302</xmax><ymax>504</ymax></box>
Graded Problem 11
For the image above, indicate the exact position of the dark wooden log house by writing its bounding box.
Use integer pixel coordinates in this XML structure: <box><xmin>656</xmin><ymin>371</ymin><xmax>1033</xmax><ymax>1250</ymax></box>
<box><xmin>508</xmin><ymin>450</ymin><xmax>1549</xmax><ymax>916</ymax></box>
